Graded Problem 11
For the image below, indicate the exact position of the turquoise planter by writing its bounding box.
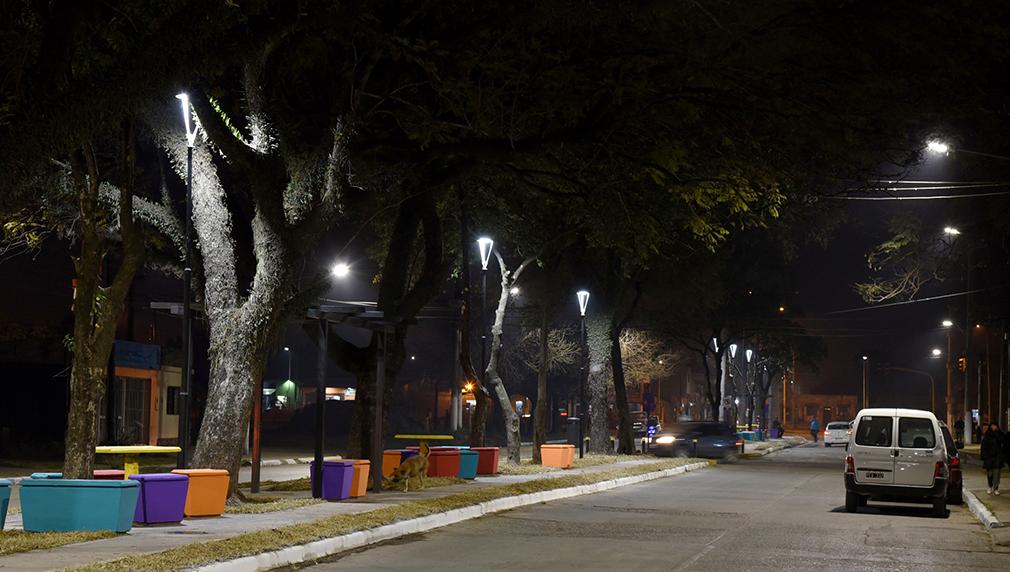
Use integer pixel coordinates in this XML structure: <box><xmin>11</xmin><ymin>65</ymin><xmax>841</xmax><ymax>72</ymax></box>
<box><xmin>30</xmin><ymin>472</ymin><xmax>63</xmax><ymax>479</ymax></box>
<box><xmin>458</xmin><ymin>450</ymin><xmax>479</xmax><ymax>480</ymax></box>
<box><xmin>20</xmin><ymin>479</ymin><xmax>139</xmax><ymax>532</ymax></box>
<box><xmin>0</xmin><ymin>479</ymin><xmax>10</xmax><ymax>530</ymax></box>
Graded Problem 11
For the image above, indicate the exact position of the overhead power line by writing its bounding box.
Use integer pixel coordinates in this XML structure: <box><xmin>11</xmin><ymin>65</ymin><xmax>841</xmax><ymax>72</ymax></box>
<box><xmin>825</xmin><ymin>284</ymin><xmax>1010</xmax><ymax>315</ymax></box>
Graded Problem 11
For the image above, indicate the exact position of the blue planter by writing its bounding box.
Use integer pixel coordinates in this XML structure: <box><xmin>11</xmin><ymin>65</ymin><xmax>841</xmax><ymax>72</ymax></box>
<box><xmin>30</xmin><ymin>472</ymin><xmax>63</xmax><ymax>479</ymax></box>
<box><xmin>458</xmin><ymin>450</ymin><xmax>479</xmax><ymax>479</ymax></box>
<box><xmin>0</xmin><ymin>479</ymin><xmax>10</xmax><ymax>530</ymax></box>
<box><xmin>20</xmin><ymin>478</ymin><xmax>139</xmax><ymax>532</ymax></box>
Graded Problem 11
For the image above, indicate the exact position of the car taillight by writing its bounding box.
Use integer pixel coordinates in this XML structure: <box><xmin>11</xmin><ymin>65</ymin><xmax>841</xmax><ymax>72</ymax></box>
<box><xmin>934</xmin><ymin>461</ymin><xmax>946</xmax><ymax>479</ymax></box>
<box><xmin>845</xmin><ymin>455</ymin><xmax>855</xmax><ymax>474</ymax></box>
<box><xmin>846</xmin><ymin>429</ymin><xmax>852</xmax><ymax>437</ymax></box>
<box><xmin>735</xmin><ymin>440</ymin><xmax>744</xmax><ymax>446</ymax></box>
<box><xmin>949</xmin><ymin>457</ymin><xmax>960</xmax><ymax>471</ymax></box>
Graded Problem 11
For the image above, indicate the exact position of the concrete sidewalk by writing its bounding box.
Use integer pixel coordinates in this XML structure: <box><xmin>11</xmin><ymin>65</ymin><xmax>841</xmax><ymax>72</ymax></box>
<box><xmin>0</xmin><ymin>457</ymin><xmax>679</xmax><ymax>571</ymax></box>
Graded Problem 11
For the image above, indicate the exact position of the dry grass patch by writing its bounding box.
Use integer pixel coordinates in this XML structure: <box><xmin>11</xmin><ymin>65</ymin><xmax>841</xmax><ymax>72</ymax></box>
<box><xmin>66</xmin><ymin>458</ymin><xmax>701</xmax><ymax>572</ymax></box>
<box><xmin>382</xmin><ymin>476</ymin><xmax>465</xmax><ymax>492</ymax></box>
<box><xmin>1</xmin><ymin>530</ymin><xmax>116</xmax><ymax>556</ymax></box>
<box><xmin>224</xmin><ymin>498</ymin><xmax>324</xmax><ymax>514</ymax></box>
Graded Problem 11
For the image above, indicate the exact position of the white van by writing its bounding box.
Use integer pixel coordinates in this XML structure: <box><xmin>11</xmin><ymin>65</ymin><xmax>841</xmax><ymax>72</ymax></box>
<box><xmin>843</xmin><ymin>408</ymin><xmax>949</xmax><ymax>517</ymax></box>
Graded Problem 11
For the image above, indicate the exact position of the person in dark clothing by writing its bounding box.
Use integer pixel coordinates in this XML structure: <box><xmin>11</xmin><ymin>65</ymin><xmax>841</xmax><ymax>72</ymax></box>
<box><xmin>980</xmin><ymin>423</ymin><xmax>1004</xmax><ymax>495</ymax></box>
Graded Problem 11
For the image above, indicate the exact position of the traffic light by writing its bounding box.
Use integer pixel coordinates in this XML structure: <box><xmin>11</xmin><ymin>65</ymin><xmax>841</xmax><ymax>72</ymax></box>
<box><xmin>957</xmin><ymin>357</ymin><xmax>967</xmax><ymax>372</ymax></box>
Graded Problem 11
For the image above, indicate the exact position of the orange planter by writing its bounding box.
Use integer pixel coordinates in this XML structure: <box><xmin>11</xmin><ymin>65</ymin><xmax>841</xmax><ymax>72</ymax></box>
<box><xmin>349</xmin><ymin>460</ymin><xmax>370</xmax><ymax>497</ymax></box>
<box><xmin>540</xmin><ymin>444</ymin><xmax>575</xmax><ymax>468</ymax></box>
<box><xmin>170</xmin><ymin>469</ymin><xmax>228</xmax><ymax>517</ymax></box>
<box><xmin>382</xmin><ymin>450</ymin><xmax>402</xmax><ymax>477</ymax></box>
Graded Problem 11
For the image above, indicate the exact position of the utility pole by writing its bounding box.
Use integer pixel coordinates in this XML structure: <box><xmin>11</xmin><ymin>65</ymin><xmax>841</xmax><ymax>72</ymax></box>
<box><xmin>862</xmin><ymin>356</ymin><xmax>869</xmax><ymax>409</ymax></box>
<box><xmin>946</xmin><ymin>328</ymin><xmax>954</xmax><ymax>428</ymax></box>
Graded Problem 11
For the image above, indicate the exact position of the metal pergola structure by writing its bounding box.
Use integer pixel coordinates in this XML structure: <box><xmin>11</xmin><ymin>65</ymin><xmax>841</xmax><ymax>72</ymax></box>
<box><xmin>302</xmin><ymin>303</ymin><xmax>395</xmax><ymax>497</ymax></box>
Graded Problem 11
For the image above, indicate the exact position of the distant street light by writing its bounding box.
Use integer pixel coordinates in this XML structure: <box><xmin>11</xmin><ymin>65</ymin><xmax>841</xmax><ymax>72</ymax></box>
<box><xmin>862</xmin><ymin>356</ymin><xmax>869</xmax><ymax>409</ymax></box>
<box><xmin>476</xmin><ymin>237</ymin><xmax>494</xmax><ymax>379</ymax></box>
<box><xmin>729</xmin><ymin>344</ymin><xmax>738</xmax><ymax>358</ymax></box>
<box><xmin>943</xmin><ymin>226</ymin><xmax>961</xmax><ymax>237</ymax></box>
<box><xmin>926</xmin><ymin>141</ymin><xmax>950</xmax><ymax>154</ymax></box>
<box><xmin>477</xmin><ymin>237</ymin><xmax>494</xmax><ymax>271</ymax></box>
<box><xmin>576</xmin><ymin>289</ymin><xmax>590</xmax><ymax>459</ymax></box>
<box><xmin>942</xmin><ymin>319</ymin><xmax>955</xmax><ymax>328</ymax></box>
<box><xmin>931</xmin><ymin>348</ymin><xmax>942</xmax><ymax>358</ymax></box>
<box><xmin>283</xmin><ymin>346</ymin><xmax>292</xmax><ymax>380</ymax></box>
<box><xmin>745</xmin><ymin>349</ymin><xmax>754</xmax><ymax>363</ymax></box>
<box><xmin>509</xmin><ymin>286</ymin><xmax>520</xmax><ymax>296</ymax></box>
<box><xmin>331</xmin><ymin>262</ymin><xmax>351</xmax><ymax>278</ymax></box>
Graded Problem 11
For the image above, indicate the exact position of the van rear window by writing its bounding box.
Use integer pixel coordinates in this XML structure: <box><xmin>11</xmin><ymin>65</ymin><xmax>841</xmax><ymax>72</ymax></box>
<box><xmin>827</xmin><ymin>423</ymin><xmax>848</xmax><ymax>430</ymax></box>
<box><xmin>855</xmin><ymin>416</ymin><xmax>892</xmax><ymax>447</ymax></box>
<box><xmin>898</xmin><ymin>417</ymin><xmax>935</xmax><ymax>449</ymax></box>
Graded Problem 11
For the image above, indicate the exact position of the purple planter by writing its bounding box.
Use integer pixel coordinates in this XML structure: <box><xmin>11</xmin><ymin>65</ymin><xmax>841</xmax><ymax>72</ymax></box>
<box><xmin>310</xmin><ymin>460</ymin><xmax>355</xmax><ymax>501</ymax></box>
<box><xmin>130</xmin><ymin>473</ymin><xmax>189</xmax><ymax>524</ymax></box>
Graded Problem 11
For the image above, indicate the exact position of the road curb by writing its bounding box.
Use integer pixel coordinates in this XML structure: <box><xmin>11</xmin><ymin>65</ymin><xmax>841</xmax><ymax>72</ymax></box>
<box><xmin>963</xmin><ymin>489</ymin><xmax>1003</xmax><ymax>529</ymax></box>
<box><xmin>193</xmin><ymin>461</ymin><xmax>710</xmax><ymax>572</ymax></box>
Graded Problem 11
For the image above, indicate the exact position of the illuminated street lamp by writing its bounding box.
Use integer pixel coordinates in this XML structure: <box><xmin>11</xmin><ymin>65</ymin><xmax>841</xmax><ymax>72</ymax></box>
<box><xmin>943</xmin><ymin>226</ymin><xmax>961</xmax><ymax>237</ymax></box>
<box><xmin>576</xmin><ymin>289</ymin><xmax>590</xmax><ymax>458</ymax></box>
<box><xmin>331</xmin><ymin>262</ymin><xmax>351</xmax><ymax>278</ymax></box>
<box><xmin>729</xmin><ymin>344</ymin><xmax>738</xmax><ymax>358</ymax></box>
<box><xmin>862</xmin><ymin>356</ymin><xmax>869</xmax><ymax>409</ymax></box>
<box><xmin>926</xmin><ymin>140</ymin><xmax>950</xmax><ymax>155</ymax></box>
<box><xmin>931</xmin><ymin>348</ymin><xmax>942</xmax><ymax>358</ymax></box>
<box><xmin>175</xmin><ymin>93</ymin><xmax>199</xmax><ymax>470</ymax></box>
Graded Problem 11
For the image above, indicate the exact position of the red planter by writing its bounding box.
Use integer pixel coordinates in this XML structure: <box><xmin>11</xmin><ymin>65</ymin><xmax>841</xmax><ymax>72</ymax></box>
<box><xmin>471</xmin><ymin>447</ymin><xmax>500</xmax><ymax>475</ymax></box>
<box><xmin>427</xmin><ymin>450</ymin><xmax>461</xmax><ymax>477</ymax></box>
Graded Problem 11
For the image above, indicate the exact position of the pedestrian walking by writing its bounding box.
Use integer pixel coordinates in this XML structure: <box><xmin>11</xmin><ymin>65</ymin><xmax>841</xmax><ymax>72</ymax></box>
<box><xmin>809</xmin><ymin>417</ymin><xmax>820</xmax><ymax>443</ymax></box>
<box><xmin>980</xmin><ymin>423</ymin><xmax>1004</xmax><ymax>495</ymax></box>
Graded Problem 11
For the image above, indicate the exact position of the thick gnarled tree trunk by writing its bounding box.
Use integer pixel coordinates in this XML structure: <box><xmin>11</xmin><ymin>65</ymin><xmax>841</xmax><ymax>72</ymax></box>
<box><xmin>63</xmin><ymin>132</ymin><xmax>145</xmax><ymax>479</ymax></box>
<box><xmin>585</xmin><ymin>315</ymin><xmax>611</xmax><ymax>454</ymax></box>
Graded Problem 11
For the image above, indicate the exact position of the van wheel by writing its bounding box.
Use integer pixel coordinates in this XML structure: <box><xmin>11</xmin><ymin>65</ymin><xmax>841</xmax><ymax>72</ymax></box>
<box><xmin>845</xmin><ymin>491</ymin><xmax>859</xmax><ymax>513</ymax></box>
<box><xmin>932</xmin><ymin>497</ymin><xmax>947</xmax><ymax>517</ymax></box>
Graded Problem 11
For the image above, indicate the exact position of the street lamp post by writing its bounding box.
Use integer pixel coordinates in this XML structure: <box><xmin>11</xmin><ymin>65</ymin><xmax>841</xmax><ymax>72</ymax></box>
<box><xmin>477</xmin><ymin>238</ymin><xmax>494</xmax><ymax>376</ymax></box>
<box><xmin>885</xmin><ymin>367</ymin><xmax>936</xmax><ymax>414</ymax></box>
<box><xmin>176</xmin><ymin>93</ymin><xmax>198</xmax><ymax>469</ymax></box>
<box><xmin>861</xmin><ymin>356</ymin><xmax>869</xmax><ymax>409</ymax></box>
<box><xmin>576</xmin><ymin>290</ymin><xmax>590</xmax><ymax>459</ymax></box>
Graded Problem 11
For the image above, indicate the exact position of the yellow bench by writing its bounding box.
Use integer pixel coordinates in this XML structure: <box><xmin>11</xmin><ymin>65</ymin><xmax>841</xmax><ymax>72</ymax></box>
<box><xmin>95</xmin><ymin>445</ymin><xmax>182</xmax><ymax>477</ymax></box>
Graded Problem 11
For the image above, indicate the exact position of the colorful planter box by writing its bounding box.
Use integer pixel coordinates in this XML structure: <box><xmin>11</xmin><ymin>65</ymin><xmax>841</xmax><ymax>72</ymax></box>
<box><xmin>171</xmin><ymin>469</ymin><xmax>229</xmax><ymax>517</ymax></box>
<box><xmin>0</xmin><ymin>479</ymin><xmax>10</xmax><ymax>530</ymax></box>
<box><xmin>458</xmin><ymin>450</ymin><xmax>479</xmax><ymax>479</ymax></box>
<box><xmin>20</xmin><ymin>478</ymin><xmax>139</xmax><ymax>532</ymax></box>
<box><xmin>29</xmin><ymin>472</ymin><xmax>63</xmax><ymax>479</ymax></box>
<box><xmin>310</xmin><ymin>460</ymin><xmax>355</xmax><ymax>501</ymax></box>
<box><xmin>541</xmin><ymin>444</ymin><xmax>575</xmax><ymax>468</ymax></box>
<box><xmin>427</xmin><ymin>449</ymin><xmax>461</xmax><ymax>477</ymax></box>
<box><xmin>349</xmin><ymin>460</ymin><xmax>371</xmax><ymax>497</ymax></box>
<box><xmin>382</xmin><ymin>449</ymin><xmax>419</xmax><ymax>477</ymax></box>
<box><xmin>471</xmin><ymin>447</ymin><xmax>500</xmax><ymax>475</ymax></box>
<box><xmin>130</xmin><ymin>473</ymin><xmax>189</xmax><ymax>524</ymax></box>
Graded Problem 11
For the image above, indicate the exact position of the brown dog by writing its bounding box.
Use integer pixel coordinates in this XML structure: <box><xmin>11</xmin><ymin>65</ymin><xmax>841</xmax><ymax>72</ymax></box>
<box><xmin>386</xmin><ymin>442</ymin><xmax>430</xmax><ymax>492</ymax></box>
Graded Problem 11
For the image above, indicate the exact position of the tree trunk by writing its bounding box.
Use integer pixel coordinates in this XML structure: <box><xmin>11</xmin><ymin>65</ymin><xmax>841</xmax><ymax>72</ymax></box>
<box><xmin>63</xmin><ymin>351</ymin><xmax>107</xmax><ymax>478</ymax></box>
<box><xmin>469</xmin><ymin>387</ymin><xmax>492</xmax><ymax>447</ymax></box>
<box><xmin>485</xmin><ymin>253</ymin><xmax>523</xmax><ymax>464</ymax></box>
<box><xmin>63</xmin><ymin>135</ymin><xmax>144</xmax><ymax>479</ymax></box>
<box><xmin>610</xmin><ymin>328</ymin><xmax>635</xmax><ymax>454</ymax></box>
<box><xmin>192</xmin><ymin>328</ymin><xmax>262</xmax><ymax>488</ymax></box>
<box><xmin>586</xmin><ymin>315</ymin><xmax>611</xmax><ymax>453</ymax></box>
<box><xmin>346</xmin><ymin>332</ymin><xmax>406</xmax><ymax>461</ymax></box>
<box><xmin>533</xmin><ymin>311</ymin><xmax>550</xmax><ymax>463</ymax></box>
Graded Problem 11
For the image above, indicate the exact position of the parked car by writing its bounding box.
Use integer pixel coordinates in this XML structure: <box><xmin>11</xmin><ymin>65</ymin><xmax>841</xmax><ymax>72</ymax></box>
<box><xmin>823</xmin><ymin>421</ymin><xmax>851</xmax><ymax>447</ymax></box>
<box><xmin>844</xmin><ymin>408</ymin><xmax>950</xmax><ymax>517</ymax></box>
<box><xmin>652</xmin><ymin>422</ymin><xmax>742</xmax><ymax>461</ymax></box>
<box><xmin>938</xmin><ymin>420</ymin><xmax>963</xmax><ymax>504</ymax></box>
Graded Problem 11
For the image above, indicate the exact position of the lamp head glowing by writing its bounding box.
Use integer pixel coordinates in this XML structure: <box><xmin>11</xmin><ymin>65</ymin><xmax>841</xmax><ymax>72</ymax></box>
<box><xmin>943</xmin><ymin>226</ymin><xmax>961</xmax><ymax>236</ymax></box>
<box><xmin>331</xmin><ymin>262</ymin><xmax>350</xmax><ymax>279</ymax></box>
<box><xmin>176</xmin><ymin>93</ymin><xmax>198</xmax><ymax>147</ymax></box>
<box><xmin>283</xmin><ymin>346</ymin><xmax>290</xmax><ymax>352</ymax></box>
<box><xmin>712</xmin><ymin>337</ymin><xmax>719</xmax><ymax>353</ymax></box>
<box><xmin>862</xmin><ymin>355</ymin><xmax>868</xmax><ymax>361</ymax></box>
<box><xmin>509</xmin><ymin>286</ymin><xmax>520</xmax><ymax>296</ymax></box>
<box><xmin>476</xmin><ymin>237</ymin><xmax>494</xmax><ymax>270</ymax></box>
<box><xmin>576</xmin><ymin>290</ymin><xmax>590</xmax><ymax>316</ymax></box>
<box><xmin>729</xmin><ymin>344</ymin><xmax>738</xmax><ymax>358</ymax></box>
<box><xmin>931</xmin><ymin>348</ymin><xmax>942</xmax><ymax>357</ymax></box>
<box><xmin>745</xmin><ymin>349</ymin><xmax>754</xmax><ymax>363</ymax></box>
<box><xmin>926</xmin><ymin>140</ymin><xmax>950</xmax><ymax>155</ymax></box>
<box><xmin>942</xmin><ymin>319</ymin><xmax>954</xmax><ymax>328</ymax></box>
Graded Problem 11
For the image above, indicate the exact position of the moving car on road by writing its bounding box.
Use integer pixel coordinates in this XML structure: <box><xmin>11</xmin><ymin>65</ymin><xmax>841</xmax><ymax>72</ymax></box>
<box><xmin>652</xmin><ymin>421</ymin><xmax>743</xmax><ymax>462</ymax></box>
<box><xmin>844</xmin><ymin>408</ymin><xmax>950</xmax><ymax>517</ymax></box>
<box><xmin>823</xmin><ymin>421</ymin><xmax>851</xmax><ymax>447</ymax></box>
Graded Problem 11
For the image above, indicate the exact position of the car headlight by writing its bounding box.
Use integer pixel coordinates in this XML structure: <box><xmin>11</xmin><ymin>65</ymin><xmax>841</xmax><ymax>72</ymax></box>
<box><xmin>655</xmin><ymin>436</ymin><xmax>675</xmax><ymax>444</ymax></box>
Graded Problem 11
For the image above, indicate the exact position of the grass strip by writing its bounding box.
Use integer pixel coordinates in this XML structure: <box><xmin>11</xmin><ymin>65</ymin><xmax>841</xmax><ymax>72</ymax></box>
<box><xmin>240</xmin><ymin>475</ymin><xmax>465</xmax><ymax>493</ymax></box>
<box><xmin>0</xmin><ymin>530</ymin><xmax>116</xmax><ymax>556</ymax></box>
<box><xmin>66</xmin><ymin>458</ymin><xmax>704</xmax><ymax>572</ymax></box>
<box><xmin>225</xmin><ymin>498</ymin><xmax>325</xmax><ymax>514</ymax></box>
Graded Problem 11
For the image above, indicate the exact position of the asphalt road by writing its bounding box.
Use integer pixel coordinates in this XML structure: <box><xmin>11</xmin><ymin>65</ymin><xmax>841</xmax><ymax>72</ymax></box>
<box><xmin>288</xmin><ymin>443</ymin><xmax>1010</xmax><ymax>571</ymax></box>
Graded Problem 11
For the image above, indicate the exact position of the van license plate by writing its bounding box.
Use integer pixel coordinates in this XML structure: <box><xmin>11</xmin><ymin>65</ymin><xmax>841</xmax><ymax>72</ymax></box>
<box><xmin>865</xmin><ymin>471</ymin><xmax>884</xmax><ymax>479</ymax></box>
